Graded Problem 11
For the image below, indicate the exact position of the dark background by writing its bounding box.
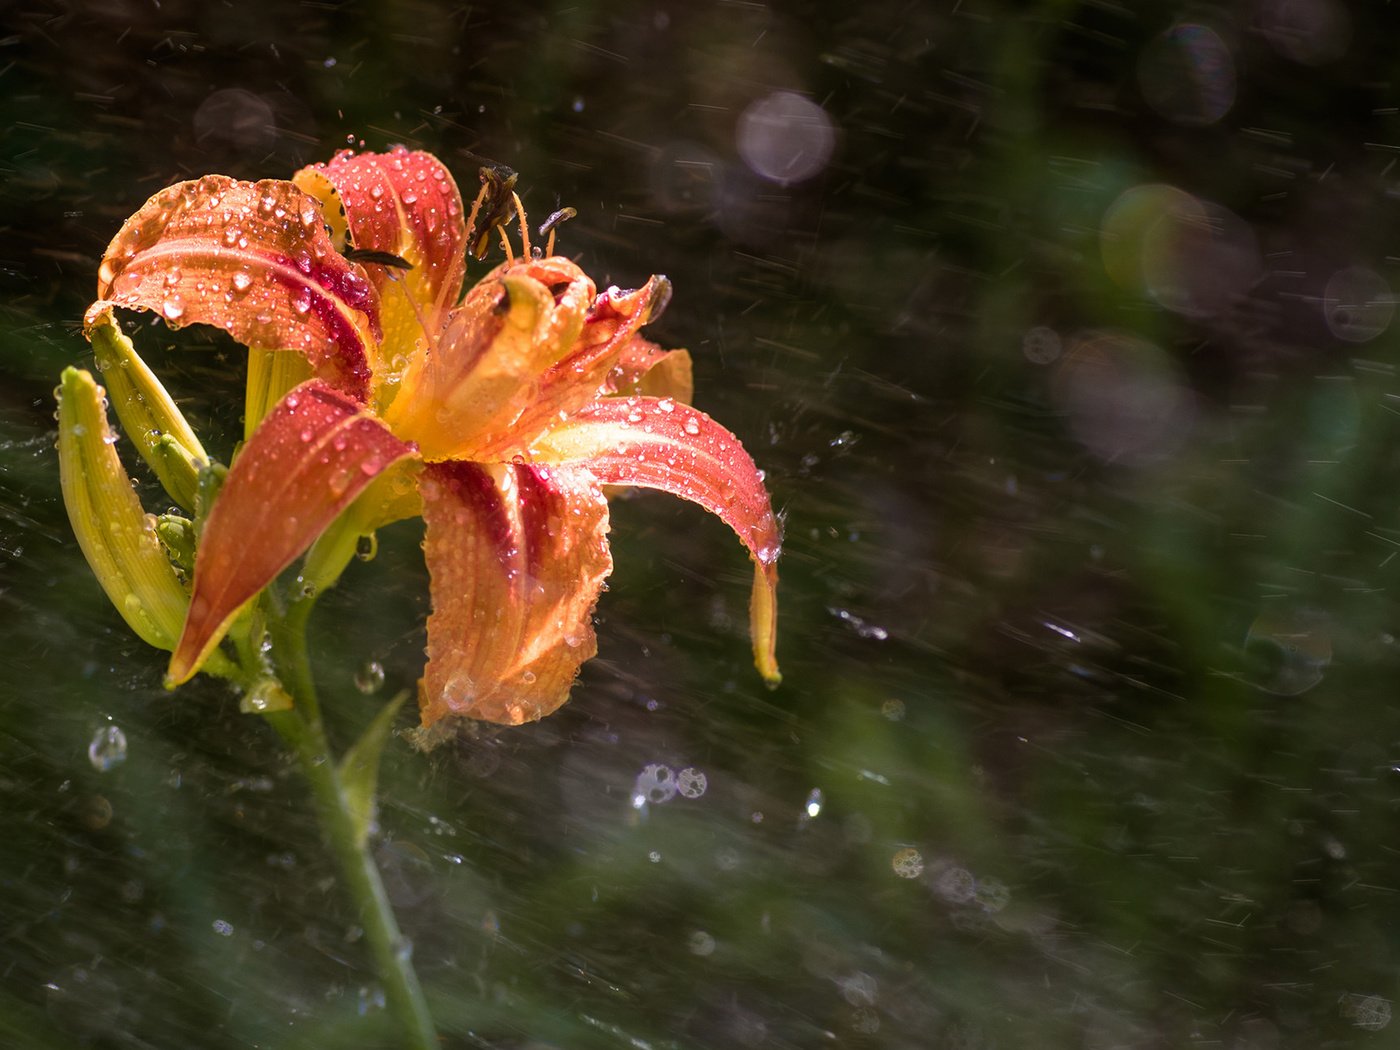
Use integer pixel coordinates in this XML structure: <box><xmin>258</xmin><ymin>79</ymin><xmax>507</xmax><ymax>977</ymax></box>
<box><xmin>5</xmin><ymin>0</ymin><xmax>1400</xmax><ymax>1046</ymax></box>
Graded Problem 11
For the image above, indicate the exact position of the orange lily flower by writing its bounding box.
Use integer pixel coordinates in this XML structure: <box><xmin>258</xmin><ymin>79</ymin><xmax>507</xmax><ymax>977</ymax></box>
<box><xmin>86</xmin><ymin>148</ymin><xmax>780</xmax><ymax>725</ymax></box>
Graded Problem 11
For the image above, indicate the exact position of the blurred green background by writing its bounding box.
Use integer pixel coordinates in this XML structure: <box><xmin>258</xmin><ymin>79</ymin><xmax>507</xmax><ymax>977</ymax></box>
<box><xmin>5</xmin><ymin>0</ymin><xmax>1400</xmax><ymax>1046</ymax></box>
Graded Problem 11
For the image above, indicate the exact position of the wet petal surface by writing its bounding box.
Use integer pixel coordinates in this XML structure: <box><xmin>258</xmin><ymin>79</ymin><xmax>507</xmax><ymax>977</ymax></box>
<box><xmin>418</xmin><ymin>461</ymin><xmax>612</xmax><ymax>726</ymax></box>
<box><xmin>530</xmin><ymin>395</ymin><xmax>780</xmax><ymax>683</ymax></box>
<box><xmin>90</xmin><ymin>175</ymin><xmax>380</xmax><ymax>399</ymax></box>
<box><xmin>295</xmin><ymin>147</ymin><xmax>468</xmax><ymax>392</ymax></box>
<box><xmin>169</xmin><ymin>379</ymin><xmax>415</xmax><ymax>682</ymax></box>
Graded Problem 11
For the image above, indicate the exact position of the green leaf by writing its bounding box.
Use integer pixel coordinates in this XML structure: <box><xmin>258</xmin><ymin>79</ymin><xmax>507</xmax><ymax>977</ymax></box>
<box><xmin>339</xmin><ymin>690</ymin><xmax>409</xmax><ymax>849</ymax></box>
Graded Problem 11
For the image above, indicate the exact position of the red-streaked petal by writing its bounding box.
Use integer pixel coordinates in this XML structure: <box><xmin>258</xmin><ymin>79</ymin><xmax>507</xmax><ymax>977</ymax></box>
<box><xmin>296</xmin><ymin>147</ymin><xmax>466</xmax><ymax>306</ymax></box>
<box><xmin>295</xmin><ymin>148</ymin><xmax>468</xmax><ymax>380</ymax></box>
<box><xmin>418</xmin><ymin>462</ymin><xmax>613</xmax><ymax>726</ymax></box>
<box><xmin>606</xmin><ymin>336</ymin><xmax>694</xmax><ymax>403</ymax></box>
<box><xmin>89</xmin><ymin>175</ymin><xmax>380</xmax><ymax>399</ymax></box>
<box><xmin>530</xmin><ymin>396</ymin><xmax>781</xmax><ymax>684</ymax></box>
<box><xmin>168</xmin><ymin>380</ymin><xmax>415</xmax><ymax>683</ymax></box>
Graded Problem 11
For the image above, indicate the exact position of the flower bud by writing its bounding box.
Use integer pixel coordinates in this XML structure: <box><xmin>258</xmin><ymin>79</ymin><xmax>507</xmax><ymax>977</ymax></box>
<box><xmin>57</xmin><ymin>367</ymin><xmax>190</xmax><ymax>651</ymax></box>
<box><xmin>155</xmin><ymin>514</ymin><xmax>197</xmax><ymax>574</ymax></box>
<box><xmin>86</xmin><ymin>308</ymin><xmax>208</xmax><ymax>511</ymax></box>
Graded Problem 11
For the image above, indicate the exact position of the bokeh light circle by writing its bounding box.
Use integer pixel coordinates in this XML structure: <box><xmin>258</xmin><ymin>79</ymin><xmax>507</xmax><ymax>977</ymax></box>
<box><xmin>1323</xmin><ymin>265</ymin><xmax>1394</xmax><ymax>343</ymax></box>
<box><xmin>737</xmin><ymin>91</ymin><xmax>835</xmax><ymax>185</ymax></box>
<box><xmin>1138</xmin><ymin>23</ymin><xmax>1236</xmax><ymax>126</ymax></box>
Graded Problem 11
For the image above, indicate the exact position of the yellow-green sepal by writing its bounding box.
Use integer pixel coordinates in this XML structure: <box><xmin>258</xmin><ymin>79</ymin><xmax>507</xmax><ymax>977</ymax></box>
<box><xmin>57</xmin><ymin>366</ymin><xmax>190</xmax><ymax>651</ymax></box>
<box><xmin>240</xmin><ymin>677</ymin><xmax>295</xmax><ymax>715</ymax></box>
<box><xmin>244</xmin><ymin>346</ymin><xmax>312</xmax><ymax>441</ymax></box>
<box><xmin>298</xmin><ymin>459</ymin><xmax>422</xmax><ymax>598</ymax></box>
<box><xmin>86</xmin><ymin>308</ymin><xmax>208</xmax><ymax>511</ymax></box>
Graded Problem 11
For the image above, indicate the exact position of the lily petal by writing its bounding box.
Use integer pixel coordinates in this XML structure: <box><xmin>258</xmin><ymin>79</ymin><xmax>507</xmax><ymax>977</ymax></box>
<box><xmin>168</xmin><ymin>379</ymin><xmax>415</xmax><ymax>683</ymax></box>
<box><xmin>295</xmin><ymin>148</ymin><xmax>468</xmax><ymax>398</ymax></box>
<box><xmin>530</xmin><ymin>396</ymin><xmax>781</xmax><ymax>684</ymax></box>
<box><xmin>295</xmin><ymin>147</ymin><xmax>467</xmax><ymax>314</ymax></box>
<box><xmin>418</xmin><ymin>462</ymin><xmax>612</xmax><ymax>726</ymax></box>
<box><xmin>606</xmin><ymin>336</ymin><xmax>694</xmax><ymax>403</ymax></box>
<box><xmin>89</xmin><ymin>175</ymin><xmax>380</xmax><ymax>399</ymax></box>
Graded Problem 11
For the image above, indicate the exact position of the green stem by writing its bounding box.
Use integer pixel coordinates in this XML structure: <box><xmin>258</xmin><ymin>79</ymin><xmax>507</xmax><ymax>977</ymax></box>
<box><xmin>262</xmin><ymin>602</ymin><xmax>438</xmax><ymax>1049</ymax></box>
<box><xmin>268</xmin><ymin>594</ymin><xmax>321</xmax><ymax>724</ymax></box>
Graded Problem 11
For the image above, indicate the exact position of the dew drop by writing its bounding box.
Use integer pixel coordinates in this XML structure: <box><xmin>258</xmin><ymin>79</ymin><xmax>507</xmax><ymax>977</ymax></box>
<box><xmin>161</xmin><ymin>296</ymin><xmax>185</xmax><ymax>321</ymax></box>
<box><xmin>683</xmin><ymin>417</ymin><xmax>701</xmax><ymax>436</ymax></box>
<box><xmin>355</xmin><ymin>660</ymin><xmax>386</xmax><ymax>694</ymax></box>
<box><xmin>88</xmin><ymin>724</ymin><xmax>128</xmax><ymax>772</ymax></box>
<box><xmin>231</xmin><ymin>270</ymin><xmax>253</xmax><ymax>293</ymax></box>
<box><xmin>444</xmin><ymin>673</ymin><xmax>475</xmax><ymax>705</ymax></box>
<box><xmin>676</xmin><ymin>766</ymin><xmax>708</xmax><ymax>798</ymax></box>
<box><xmin>355</xmin><ymin>533</ymin><xmax>378</xmax><ymax>561</ymax></box>
<box><xmin>632</xmin><ymin>763</ymin><xmax>677</xmax><ymax>808</ymax></box>
<box><xmin>892</xmin><ymin>847</ymin><xmax>924</xmax><ymax>879</ymax></box>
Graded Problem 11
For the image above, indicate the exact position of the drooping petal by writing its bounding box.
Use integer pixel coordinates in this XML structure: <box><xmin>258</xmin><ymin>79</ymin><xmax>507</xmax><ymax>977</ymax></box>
<box><xmin>294</xmin><ymin>148</ymin><xmax>468</xmax><ymax>398</ymax></box>
<box><xmin>418</xmin><ymin>461</ymin><xmax>613</xmax><ymax>726</ymax></box>
<box><xmin>606</xmin><ymin>336</ymin><xmax>694</xmax><ymax>403</ymax></box>
<box><xmin>88</xmin><ymin>175</ymin><xmax>380</xmax><ymax>399</ymax></box>
<box><xmin>168</xmin><ymin>380</ymin><xmax>415</xmax><ymax>683</ymax></box>
<box><xmin>530</xmin><ymin>396</ymin><xmax>781</xmax><ymax>684</ymax></box>
<box><xmin>57</xmin><ymin>367</ymin><xmax>191</xmax><ymax>652</ymax></box>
